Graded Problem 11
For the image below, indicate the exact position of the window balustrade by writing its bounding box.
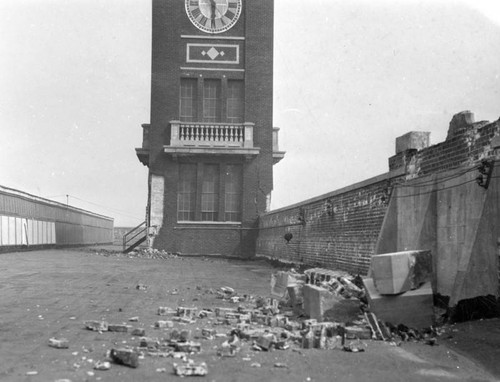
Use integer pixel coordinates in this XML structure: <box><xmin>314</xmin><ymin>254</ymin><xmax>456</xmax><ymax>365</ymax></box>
<box><xmin>170</xmin><ymin>121</ymin><xmax>254</xmax><ymax>148</ymax></box>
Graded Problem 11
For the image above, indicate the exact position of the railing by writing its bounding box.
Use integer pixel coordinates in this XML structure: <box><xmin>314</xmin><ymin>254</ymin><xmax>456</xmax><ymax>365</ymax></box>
<box><xmin>170</xmin><ymin>121</ymin><xmax>254</xmax><ymax>148</ymax></box>
<box><xmin>122</xmin><ymin>221</ymin><xmax>147</xmax><ymax>253</ymax></box>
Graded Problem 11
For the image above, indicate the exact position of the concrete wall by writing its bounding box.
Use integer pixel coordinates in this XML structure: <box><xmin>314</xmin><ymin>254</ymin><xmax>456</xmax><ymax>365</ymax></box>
<box><xmin>257</xmin><ymin>112</ymin><xmax>500</xmax><ymax>286</ymax></box>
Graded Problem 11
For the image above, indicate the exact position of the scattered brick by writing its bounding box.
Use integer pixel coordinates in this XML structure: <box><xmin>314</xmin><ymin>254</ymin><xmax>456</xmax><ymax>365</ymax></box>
<box><xmin>158</xmin><ymin>307</ymin><xmax>176</xmax><ymax>316</ymax></box>
<box><xmin>110</xmin><ymin>348</ymin><xmax>139</xmax><ymax>368</ymax></box>
<box><xmin>345</xmin><ymin>326</ymin><xmax>372</xmax><ymax>340</ymax></box>
<box><xmin>154</xmin><ymin>320</ymin><xmax>174</xmax><ymax>329</ymax></box>
<box><xmin>175</xmin><ymin>341</ymin><xmax>201</xmax><ymax>353</ymax></box>
<box><xmin>173</xmin><ymin>361</ymin><xmax>208</xmax><ymax>376</ymax></box>
<box><xmin>255</xmin><ymin>333</ymin><xmax>275</xmax><ymax>351</ymax></box>
<box><xmin>131</xmin><ymin>328</ymin><xmax>146</xmax><ymax>336</ymax></box>
<box><xmin>48</xmin><ymin>337</ymin><xmax>69</xmax><ymax>349</ymax></box>
<box><xmin>84</xmin><ymin>320</ymin><xmax>108</xmax><ymax>332</ymax></box>
<box><xmin>177</xmin><ymin>306</ymin><xmax>197</xmax><ymax>317</ymax></box>
<box><xmin>108</xmin><ymin>324</ymin><xmax>129</xmax><ymax>332</ymax></box>
<box><xmin>94</xmin><ymin>361</ymin><xmax>111</xmax><ymax>370</ymax></box>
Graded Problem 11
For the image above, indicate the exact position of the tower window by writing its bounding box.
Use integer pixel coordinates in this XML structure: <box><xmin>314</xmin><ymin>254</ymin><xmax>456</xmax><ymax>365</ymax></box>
<box><xmin>201</xmin><ymin>164</ymin><xmax>220</xmax><ymax>221</ymax></box>
<box><xmin>224</xmin><ymin>164</ymin><xmax>242</xmax><ymax>221</ymax></box>
<box><xmin>226</xmin><ymin>80</ymin><xmax>244</xmax><ymax>123</ymax></box>
<box><xmin>177</xmin><ymin>163</ymin><xmax>242</xmax><ymax>223</ymax></box>
<box><xmin>179</xmin><ymin>78</ymin><xmax>197</xmax><ymax>122</ymax></box>
<box><xmin>203</xmin><ymin>80</ymin><xmax>221</xmax><ymax>122</ymax></box>
<box><xmin>177</xmin><ymin>164</ymin><xmax>197</xmax><ymax>221</ymax></box>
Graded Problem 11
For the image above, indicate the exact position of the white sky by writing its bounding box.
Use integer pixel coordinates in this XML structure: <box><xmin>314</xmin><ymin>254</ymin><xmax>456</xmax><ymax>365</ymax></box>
<box><xmin>1</xmin><ymin>0</ymin><xmax>499</xmax><ymax>226</ymax></box>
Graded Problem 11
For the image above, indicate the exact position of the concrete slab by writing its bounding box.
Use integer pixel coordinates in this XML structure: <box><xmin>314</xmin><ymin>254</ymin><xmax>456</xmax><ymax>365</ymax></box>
<box><xmin>363</xmin><ymin>277</ymin><xmax>434</xmax><ymax>329</ymax></box>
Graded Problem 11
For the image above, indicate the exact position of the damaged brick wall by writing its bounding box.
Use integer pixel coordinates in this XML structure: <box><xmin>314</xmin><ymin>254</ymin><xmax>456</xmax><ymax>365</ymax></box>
<box><xmin>389</xmin><ymin>111</ymin><xmax>500</xmax><ymax>177</ymax></box>
<box><xmin>257</xmin><ymin>172</ymin><xmax>404</xmax><ymax>275</ymax></box>
<box><xmin>257</xmin><ymin>111</ymin><xmax>500</xmax><ymax>275</ymax></box>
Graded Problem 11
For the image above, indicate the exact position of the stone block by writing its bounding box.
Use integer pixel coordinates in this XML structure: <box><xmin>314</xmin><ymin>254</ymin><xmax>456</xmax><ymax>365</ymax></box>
<box><xmin>302</xmin><ymin>284</ymin><xmax>341</xmax><ymax>321</ymax></box>
<box><xmin>370</xmin><ymin>250</ymin><xmax>432</xmax><ymax>295</ymax></box>
<box><xmin>363</xmin><ymin>278</ymin><xmax>433</xmax><ymax>329</ymax></box>
<box><xmin>395</xmin><ymin>131</ymin><xmax>430</xmax><ymax>154</ymax></box>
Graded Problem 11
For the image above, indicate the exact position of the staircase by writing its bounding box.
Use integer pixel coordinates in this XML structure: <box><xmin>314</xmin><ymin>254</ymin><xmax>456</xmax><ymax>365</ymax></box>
<box><xmin>123</xmin><ymin>221</ymin><xmax>147</xmax><ymax>253</ymax></box>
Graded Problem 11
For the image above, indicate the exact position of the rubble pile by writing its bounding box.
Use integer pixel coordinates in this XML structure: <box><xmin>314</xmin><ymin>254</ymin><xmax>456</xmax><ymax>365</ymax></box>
<box><xmin>126</xmin><ymin>248</ymin><xmax>179</xmax><ymax>260</ymax></box>
<box><xmin>46</xmin><ymin>265</ymin><xmax>440</xmax><ymax>378</ymax></box>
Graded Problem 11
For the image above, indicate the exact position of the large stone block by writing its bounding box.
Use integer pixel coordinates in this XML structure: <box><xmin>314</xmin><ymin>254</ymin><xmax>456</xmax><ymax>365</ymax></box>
<box><xmin>370</xmin><ymin>250</ymin><xmax>432</xmax><ymax>295</ymax></box>
<box><xmin>363</xmin><ymin>278</ymin><xmax>433</xmax><ymax>329</ymax></box>
<box><xmin>395</xmin><ymin>131</ymin><xmax>430</xmax><ymax>154</ymax></box>
<box><xmin>302</xmin><ymin>284</ymin><xmax>341</xmax><ymax>321</ymax></box>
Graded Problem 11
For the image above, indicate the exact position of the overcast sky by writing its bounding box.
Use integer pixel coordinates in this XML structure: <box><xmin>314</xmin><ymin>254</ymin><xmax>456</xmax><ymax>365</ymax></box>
<box><xmin>1</xmin><ymin>0</ymin><xmax>499</xmax><ymax>226</ymax></box>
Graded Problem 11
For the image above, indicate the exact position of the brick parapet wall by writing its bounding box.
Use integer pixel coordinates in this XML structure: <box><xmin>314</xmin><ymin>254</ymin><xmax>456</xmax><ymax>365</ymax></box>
<box><xmin>390</xmin><ymin>118</ymin><xmax>500</xmax><ymax>177</ymax></box>
<box><xmin>257</xmin><ymin>170</ymin><xmax>405</xmax><ymax>275</ymax></box>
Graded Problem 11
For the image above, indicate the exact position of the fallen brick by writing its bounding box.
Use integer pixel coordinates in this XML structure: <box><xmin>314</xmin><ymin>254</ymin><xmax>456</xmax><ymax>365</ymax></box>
<box><xmin>201</xmin><ymin>328</ymin><xmax>217</xmax><ymax>339</ymax></box>
<box><xmin>139</xmin><ymin>337</ymin><xmax>160</xmax><ymax>349</ymax></box>
<box><xmin>344</xmin><ymin>326</ymin><xmax>372</xmax><ymax>340</ymax></box>
<box><xmin>302</xmin><ymin>329</ymin><xmax>315</xmax><ymax>349</ymax></box>
<box><xmin>177</xmin><ymin>306</ymin><xmax>197</xmax><ymax>317</ymax></box>
<box><xmin>198</xmin><ymin>309</ymin><xmax>216</xmax><ymax>319</ymax></box>
<box><xmin>154</xmin><ymin>320</ymin><xmax>174</xmax><ymax>329</ymax></box>
<box><xmin>110</xmin><ymin>348</ymin><xmax>139</xmax><ymax>368</ymax></box>
<box><xmin>108</xmin><ymin>324</ymin><xmax>129</xmax><ymax>333</ymax></box>
<box><xmin>94</xmin><ymin>361</ymin><xmax>111</xmax><ymax>370</ymax></box>
<box><xmin>180</xmin><ymin>329</ymin><xmax>191</xmax><ymax>342</ymax></box>
<box><xmin>172</xmin><ymin>316</ymin><xmax>196</xmax><ymax>324</ymax></box>
<box><xmin>84</xmin><ymin>320</ymin><xmax>108</xmax><ymax>332</ymax></box>
<box><xmin>175</xmin><ymin>341</ymin><xmax>201</xmax><ymax>353</ymax></box>
<box><xmin>215</xmin><ymin>307</ymin><xmax>237</xmax><ymax>317</ymax></box>
<box><xmin>131</xmin><ymin>328</ymin><xmax>146</xmax><ymax>336</ymax></box>
<box><xmin>173</xmin><ymin>362</ymin><xmax>208</xmax><ymax>376</ymax></box>
<box><xmin>48</xmin><ymin>337</ymin><xmax>69</xmax><ymax>349</ymax></box>
<box><xmin>256</xmin><ymin>333</ymin><xmax>275</xmax><ymax>351</ymax></box>
<box><xmin>157</xmin><ymin>307</ymin><xmax>176</xmax><ymax>316</ymax></box>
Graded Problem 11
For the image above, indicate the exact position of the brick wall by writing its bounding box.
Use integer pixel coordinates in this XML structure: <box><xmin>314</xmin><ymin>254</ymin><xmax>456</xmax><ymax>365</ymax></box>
<box><xmin>257</xmin><ymin>171</ymin><xmax>404</xmax><ymax>275</ymax></box>
<box><xmin>257</xmin><ymin>111</ymin><xmax>500</xmax><ymax>275</ymax></box>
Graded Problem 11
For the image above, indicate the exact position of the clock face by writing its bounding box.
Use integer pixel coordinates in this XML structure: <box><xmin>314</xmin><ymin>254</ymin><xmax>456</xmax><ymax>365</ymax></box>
<box><xmin>185</xmin><ymin>0</ymin><xmax>242</xmax><ymax>34</ymax></box>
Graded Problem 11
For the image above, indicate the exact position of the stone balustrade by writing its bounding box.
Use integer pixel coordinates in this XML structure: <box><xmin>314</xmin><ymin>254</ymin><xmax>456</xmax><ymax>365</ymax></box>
<box><xmin>170</xmin><ymin>121</ymin><xmax>254</xmax><ymax>148</ymax></box>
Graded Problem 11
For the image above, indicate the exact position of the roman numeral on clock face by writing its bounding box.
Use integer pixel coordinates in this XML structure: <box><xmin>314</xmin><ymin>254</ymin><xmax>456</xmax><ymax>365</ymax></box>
<box><xmin>189</xmin><ymin>0</ymin><xmax>198</xmax><ymax>6</ymax></box>
<box><xmin>225</xmin><ymin>10</ymin><xmax>235</xmax><ymax>19</ymax></box>
<box><xmin>198</xmin><ymin>15</ymin><xmax>208</xmax><ymax>26</ymax></box>
<box><xmin>191</xmin><ymin>7</ymin><xmax>201</xmax><ymax>19</ymax></box>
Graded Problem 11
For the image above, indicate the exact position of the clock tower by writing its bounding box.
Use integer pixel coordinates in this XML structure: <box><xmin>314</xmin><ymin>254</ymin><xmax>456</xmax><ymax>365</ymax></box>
<box><xmin>136</xmin><ymin>0</ymin><xmax>284</xmax><ymax>257</ymax></box>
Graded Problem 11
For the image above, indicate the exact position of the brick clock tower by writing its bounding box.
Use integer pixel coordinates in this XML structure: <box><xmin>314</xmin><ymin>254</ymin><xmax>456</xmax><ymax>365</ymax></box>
<box><xmin>136</xmin><ymin>0</ymin><xmax>284</xmax><ymax>257</ymax></box>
